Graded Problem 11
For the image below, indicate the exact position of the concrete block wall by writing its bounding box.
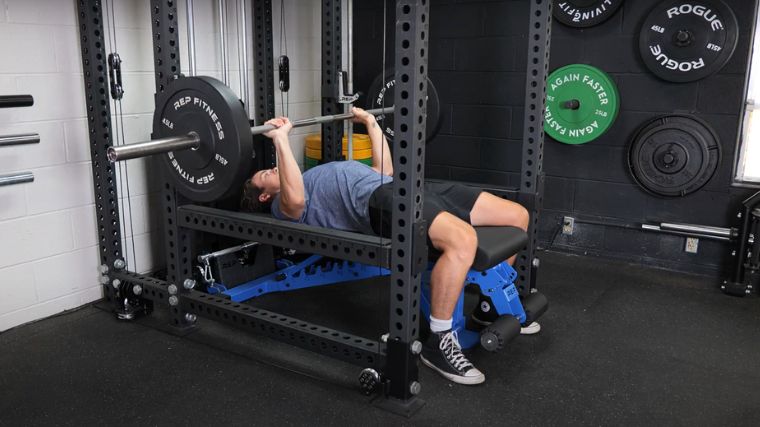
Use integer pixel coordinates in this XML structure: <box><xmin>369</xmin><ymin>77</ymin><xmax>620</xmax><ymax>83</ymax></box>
<box><xmin>0</xmin><ymin>0</ymin><xmax>161</xmax><ymax>331</ymax></box>
<box><xmin>0</xmin><ymin>0</ymin><xmax>323</xmax><ymax>331</ymax></box>
<box><xmin>354</xmin><ymin>0</ymin><xmax>759</xmax><ymax>277</ymax></box>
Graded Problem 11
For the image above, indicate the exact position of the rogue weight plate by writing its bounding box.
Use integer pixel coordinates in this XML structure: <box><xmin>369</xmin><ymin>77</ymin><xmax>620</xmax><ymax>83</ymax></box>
<box><xmin>553</xmin><ymin>0</ymin><xmax>625</xmax><ymax>28</ymax></box>
<box><xmin>639</xmin><ymin>0</ymin><xmax>738</xmax><ymax>83</ymax></box>
<box><xmin>153</xmin><ymin>76</ymin><xmax>252</xmax><ymax>203</ymax></box>
<box><xmin>544</xmin><ymin>64</ymin><xmax>619</xmax><ymax>145</ymax></box>
<box><xmin>628</xmin><ymin>115</ymin><xmax>721</xmax><ymax>197</ymax></box>
<box><xmin>366</xmin><ymin>69</ymin><xmax>441</xmax><ymax>144</ymax></box>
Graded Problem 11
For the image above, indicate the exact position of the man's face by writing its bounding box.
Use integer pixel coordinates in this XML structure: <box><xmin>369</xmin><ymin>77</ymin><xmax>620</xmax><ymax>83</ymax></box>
<box><xmin>252</xmin><ymin>167</ymin><xmax>280</xmax><ymax>202</ymax></box>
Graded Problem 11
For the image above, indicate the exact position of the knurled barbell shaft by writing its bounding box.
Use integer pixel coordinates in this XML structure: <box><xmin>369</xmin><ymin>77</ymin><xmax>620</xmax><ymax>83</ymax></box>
<box><xmin>249</xmin><ymin>106</ymin><xmax>395</xmax><ymax>135</ymax></box>
<box><xmin>0</xmin><ymin>95</ymin><xmax>34</xmax><ymax>109</ymax></box>
<box><xmin>0</xmin><ymin>133</ymin><xmax>41</xmax><ymax>147</ymax></box>
<box><xmin>107</xmin><ymin>106</ymin><xmax>395</xmax><ymax>163</ymax></box>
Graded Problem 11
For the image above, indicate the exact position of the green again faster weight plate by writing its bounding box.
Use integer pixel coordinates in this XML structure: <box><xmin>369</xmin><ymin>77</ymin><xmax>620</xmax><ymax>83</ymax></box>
<box><xmin>544</xmin><ymin>64</ymin><xmax>620</xmax><ymax>145</ymax></box>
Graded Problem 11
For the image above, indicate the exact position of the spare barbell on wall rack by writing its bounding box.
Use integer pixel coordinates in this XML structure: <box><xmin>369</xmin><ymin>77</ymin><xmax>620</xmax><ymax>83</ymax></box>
<box><xmin>0</xmin><ymin>134</ymin><xmax>39</xmax><ymax>186</ymax></box>
<box><xmin>0</xmin><ymin>133</ymin><xmax>41</xmax><ymax>147</ymax></box>
<box><xmin>106</xmin><ymin>76</ymin><xmax>395</xmax><ymax>202</ymax></box>
<box><xmin>0</xmin><ymin>172</ymin><xmax>34</xmax><ymax>187</ymax></box>
<box><xmin>0</xmin><ymin>94</ymin><xmax>34</xmax><ymax>109</ymax></box>
<box><xmin>0</xmin><ymin>94</ymin><xmax>38</xmax><ymax>187</ymax></box>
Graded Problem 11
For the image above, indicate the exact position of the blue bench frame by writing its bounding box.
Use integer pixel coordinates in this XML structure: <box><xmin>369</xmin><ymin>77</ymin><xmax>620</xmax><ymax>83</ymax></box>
<box><xmin>211</xmin><ymin>254</ymin><xmax>526</xmax><ymax>350</ymax></box>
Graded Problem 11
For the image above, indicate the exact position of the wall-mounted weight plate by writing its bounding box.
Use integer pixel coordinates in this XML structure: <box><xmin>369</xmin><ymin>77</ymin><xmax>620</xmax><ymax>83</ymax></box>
<box><xmin>153</xmin><ymin>76</ymin><xmax>252</xmax><ymax>203</ymax></box>
<box><xmin>628</xmin><ymin>115</ymin><xmax>721</xmax><ymax>197</ymax></box>
<box><xmin>544</xmin><ymin>64</ymin><xmax>620</xmax><ymax>145</ymax></box>
<box><xmin>639</xmin><ymin>0</ymin><xmax>738</xmax><ymax>83</ymax></box>
<box><xmin>553</xmin><ymin>0</ymin><xmax>625</xmax><ymax>28</ymax></box>
<box><xmin>366</xmin><ymin>69</ymin><xmax>442</xmax><ymax>144</ymax></box>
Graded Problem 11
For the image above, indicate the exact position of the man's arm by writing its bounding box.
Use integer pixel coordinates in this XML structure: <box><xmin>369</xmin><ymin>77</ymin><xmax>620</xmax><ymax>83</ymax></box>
<box><xmin>353</xmin><ymin>107</ymin><xmax>393</xmax><ymax>176</ymax></box>
<box><xmin>266</xmin><ymin>118</ymin><xmax>306</xmax><ymax>220</ymax></box>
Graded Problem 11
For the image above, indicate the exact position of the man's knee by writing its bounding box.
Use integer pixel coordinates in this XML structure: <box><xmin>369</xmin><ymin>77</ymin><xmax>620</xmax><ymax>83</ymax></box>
<box><xmin>430</xmin><ymin>213</ymin><xmax>478</xmax><ymax>263</ymax></box>
<box><xmin>517</xmin><ymin>204</ymin><xmax>530</xmax><ymax>230</ymax></box>
<box><xmin>447</xmin><ymin>225</ymin><xmax>478</xmax><ymax>264</ymax></box>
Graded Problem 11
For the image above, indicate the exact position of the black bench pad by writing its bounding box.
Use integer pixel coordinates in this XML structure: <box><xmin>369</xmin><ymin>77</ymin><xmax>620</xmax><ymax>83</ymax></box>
<box><xmin>472</xmin><ymin>226</ymin><xmax>528</xmax><ymax>271</ymax></box>
<box><xmin>427</xmin><ymin>226</ymin><xmax>528</xmax><ymax>271</ymax></box>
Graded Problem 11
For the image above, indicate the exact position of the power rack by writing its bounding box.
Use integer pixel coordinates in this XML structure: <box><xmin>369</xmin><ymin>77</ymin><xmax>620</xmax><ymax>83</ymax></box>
<box><xmin>77</xmin><ymin>0</ymin><xmax>552</xmax><ymax>414</ymax></box>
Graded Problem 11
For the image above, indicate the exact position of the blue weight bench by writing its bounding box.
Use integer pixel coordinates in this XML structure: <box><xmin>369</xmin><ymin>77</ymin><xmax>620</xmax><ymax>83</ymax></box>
<box><xmin>202</xmin><ymin>217</ymin><xmax>547</xmax><ymax>352</ymax></box>
<box><xmin>421</xmin><ymin>226</ymin><xmax>548</xmax><ymax>351</ymax></box>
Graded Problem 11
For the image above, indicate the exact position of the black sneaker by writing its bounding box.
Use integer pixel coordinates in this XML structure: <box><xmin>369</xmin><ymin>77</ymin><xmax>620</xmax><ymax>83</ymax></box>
<box><xmin>419</xmin><ymin>330</ymin><xmax>485</xmax><ymax>385</ymax></box>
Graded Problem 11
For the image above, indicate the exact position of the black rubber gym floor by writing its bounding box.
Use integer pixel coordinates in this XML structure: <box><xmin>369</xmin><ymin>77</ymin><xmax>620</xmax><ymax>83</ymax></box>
<box><xmin>1</xmin><ymin>251</ymin><xmax>759</xmax><ymax>426</ymax></box>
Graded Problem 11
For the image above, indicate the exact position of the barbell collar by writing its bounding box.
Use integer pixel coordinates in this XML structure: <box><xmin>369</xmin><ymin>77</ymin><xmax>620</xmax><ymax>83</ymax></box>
<box><xmin>0</xmin><ymin>133</ymin><xmax>40</xmax><ymax>147</ymax></box>
<box><xmin>107</xmin><ymin>132</ymin><xmax>201</xmax><ymax>162</ymax></box>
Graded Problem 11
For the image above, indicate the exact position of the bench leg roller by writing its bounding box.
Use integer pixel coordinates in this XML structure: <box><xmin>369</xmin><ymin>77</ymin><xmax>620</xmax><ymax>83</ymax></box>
<box><xmin>480</xmin><ymin>316</ymin><xmax>520</xmax><ymax>352</ymax></box>
<box><xmin>522</xmin><ymin>292</ymin><xmax>548</xmax><ymax>325</ymax></box>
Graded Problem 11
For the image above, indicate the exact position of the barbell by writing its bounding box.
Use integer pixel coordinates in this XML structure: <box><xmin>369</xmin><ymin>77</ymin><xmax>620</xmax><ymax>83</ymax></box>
<box><xmin>107</xmin><ymin>76</ymin><xmax>394</xmax><ymax>202</ymax></box>
<box><xmin>0</xmin><ymin>94</ymin><xmax>34</xmax><ymax>109</ymax></box>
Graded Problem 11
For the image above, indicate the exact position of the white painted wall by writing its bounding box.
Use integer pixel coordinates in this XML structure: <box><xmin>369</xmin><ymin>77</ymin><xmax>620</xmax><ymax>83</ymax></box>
<box><xmin>0</xmin><ymin>0</ymin><xmax>322</xmax><ymax>331</ymax></box>
<box><xmin>175</xmin><ymin>0</ymin><xmax>323</xmax><ymax>166</ymax></box>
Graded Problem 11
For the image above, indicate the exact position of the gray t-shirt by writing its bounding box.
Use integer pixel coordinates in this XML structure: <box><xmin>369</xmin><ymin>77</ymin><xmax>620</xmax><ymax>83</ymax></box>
<box><xmin>271</xmin><ymin>161</ymin><xmax>392</xmax><ymax>234</ymax></box>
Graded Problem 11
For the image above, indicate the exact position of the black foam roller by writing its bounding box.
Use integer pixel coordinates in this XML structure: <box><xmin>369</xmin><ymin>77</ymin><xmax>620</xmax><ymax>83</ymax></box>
<box><xmin>523</xmin><ymin>292</ymin><xmax>549</xmax><ymax>324</ymax></box>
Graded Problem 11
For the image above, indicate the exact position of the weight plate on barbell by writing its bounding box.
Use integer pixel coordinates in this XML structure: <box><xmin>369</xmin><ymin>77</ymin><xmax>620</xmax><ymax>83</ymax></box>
<box><xmin>628</xmin><ymin>115</ymin><xmax>721</xmax><ymax>197</ymax></box>
<box><xmin>366</xmin><ymin>69</ymin><xmax>442</xmax><ymax>144</ymax></box>
<box><xmin>544</xmin><ymin>64</ymin><xmax>620</xmax><ymax>145</ymax></box>
<box><xmin>153</xmin><ymin>76</ymin><xmax>252</xmax><ymax>203</ymax></box>
<box><xmin>639</xmin><ymin>0</ymin><xmax>738</xmax><ymax>83</ymax></box>
<box><xmin>553</xmin><ymin>0</ymin><xmax>625</xmax><ymax>28</ymax></box>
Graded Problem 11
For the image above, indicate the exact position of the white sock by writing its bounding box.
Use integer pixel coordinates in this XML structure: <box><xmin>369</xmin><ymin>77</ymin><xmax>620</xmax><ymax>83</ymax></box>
<box><xmin>429</xmin><ymin>315</ymin><xmax>452</xmax><ymax>333</ymax></box>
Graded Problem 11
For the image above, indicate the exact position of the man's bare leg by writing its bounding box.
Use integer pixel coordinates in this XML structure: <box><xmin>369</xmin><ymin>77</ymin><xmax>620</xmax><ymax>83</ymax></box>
<box><xmin>421</xmin><ymin>212</ymin><xmax>485</xmax><ymax>385</ymax></box>
<box><xmin>427</xmin><ymin>212</ymin><xmax>478</xmax><ymax>319</ymax></box>
<box><xmin>469</xmin><ymin>192</ymin><xmax>529</xmax><ymax>265</ymax></box>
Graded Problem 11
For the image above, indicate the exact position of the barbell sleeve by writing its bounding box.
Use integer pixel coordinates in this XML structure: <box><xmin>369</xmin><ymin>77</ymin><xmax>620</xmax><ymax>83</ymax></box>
<box><xmin>0</xmin><ymin>172</ymin><xmax>34</xmax><ymax>187</ymax></box>
<box><xmin>249</xmin><ymin>106</ymin><xmax>395</xmax><ymax>135</ymax></box>
<box><xmin>0</xmin><ymin>95</ymin><xmax>34</xmax><ymax>108</ymax></box>
<box><xmin>107</xmin><ymin>132</ymin><xmax>201</xmax><ymax>162</ymax></box>
<box><xmin>0</xmin><ymin>133</ymin><xmax>41</xmax><ymax>147</ymax></box>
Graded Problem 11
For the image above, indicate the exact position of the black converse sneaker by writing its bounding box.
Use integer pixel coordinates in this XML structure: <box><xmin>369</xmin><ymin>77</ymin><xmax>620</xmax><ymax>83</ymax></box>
<box><xmin>419</xmin><ymin>330</ymin><xmax>485</xmax><ymax>385</ymax></box>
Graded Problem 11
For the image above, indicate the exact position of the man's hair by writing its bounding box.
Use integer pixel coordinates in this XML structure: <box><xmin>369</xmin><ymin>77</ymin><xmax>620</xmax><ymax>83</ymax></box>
<box><xmin>240</xmin><ymin>178</ymin><xmax>271</xmax><ymax>213</ymax></box>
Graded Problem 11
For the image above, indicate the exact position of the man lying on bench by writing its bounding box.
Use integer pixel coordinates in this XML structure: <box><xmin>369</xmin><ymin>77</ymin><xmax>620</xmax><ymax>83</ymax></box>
<box><xmin>240</xmin><ymin>108</ymin><xmax>539</xmax><ymax>386</ymax></box>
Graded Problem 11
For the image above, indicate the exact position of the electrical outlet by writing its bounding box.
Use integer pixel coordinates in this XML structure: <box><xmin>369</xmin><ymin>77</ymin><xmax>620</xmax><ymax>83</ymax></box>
<box><xmin>685</xmin><ymin>237</ymin><xmax>699</xmax><ymax>254</ymax></box>
<box><xmin>562</xmin><ymin>216</ymin><xmax>575</xmax><ymax>236</ymax></box>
